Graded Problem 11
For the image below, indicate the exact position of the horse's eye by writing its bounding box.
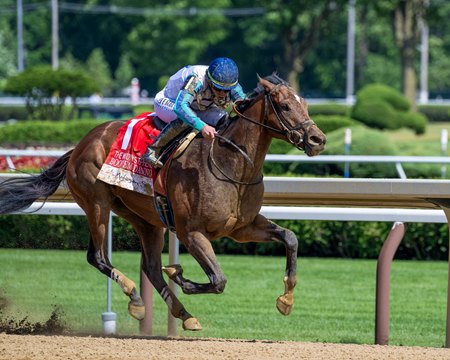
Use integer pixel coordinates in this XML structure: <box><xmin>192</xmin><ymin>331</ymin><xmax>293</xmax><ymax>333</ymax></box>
<box><xmin>281</xmin><ymin>104</ymin><xmax>290</xmax><ymax>111</ymax></box>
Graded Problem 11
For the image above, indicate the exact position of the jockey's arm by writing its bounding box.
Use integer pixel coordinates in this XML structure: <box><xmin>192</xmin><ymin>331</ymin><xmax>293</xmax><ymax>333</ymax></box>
<box><xmin>174</xmin><ymin>75</ymin><xmax>206</xmax><ymax>132</ymax></box>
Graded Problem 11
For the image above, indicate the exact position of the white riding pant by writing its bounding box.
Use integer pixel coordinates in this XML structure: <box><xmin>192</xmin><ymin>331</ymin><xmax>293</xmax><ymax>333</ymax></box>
<box><xmin>154</xmin><ymin>89</ymin><xmax>227</xmax><ymax>127</ymax></box>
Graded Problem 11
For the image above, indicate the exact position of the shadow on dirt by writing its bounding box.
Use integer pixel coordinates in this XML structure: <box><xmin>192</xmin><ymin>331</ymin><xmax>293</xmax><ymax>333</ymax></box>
<box><xmin>0</xmin><ymin>288</ymin><xmax>67</xmax><ymax>335</ymax></box>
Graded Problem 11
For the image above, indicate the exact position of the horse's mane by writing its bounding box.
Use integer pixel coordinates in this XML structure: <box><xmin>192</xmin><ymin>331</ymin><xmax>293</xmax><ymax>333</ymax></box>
<box><xmin>254</xmin><ymin>73</ymin><xmax>289</xmax><ymax>95</ymax></box>
<box><xmin>236</xmin><ymin>73</ymin><xmax>289</xmax><ymax>114</ymax></box>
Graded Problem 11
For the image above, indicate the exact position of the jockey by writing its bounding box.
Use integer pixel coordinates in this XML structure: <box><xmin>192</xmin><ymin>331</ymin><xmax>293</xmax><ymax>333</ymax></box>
<box><xmin>144</xmin><ymin>57</ymin><xmax>246</xmax><ymax>167</ymax></box>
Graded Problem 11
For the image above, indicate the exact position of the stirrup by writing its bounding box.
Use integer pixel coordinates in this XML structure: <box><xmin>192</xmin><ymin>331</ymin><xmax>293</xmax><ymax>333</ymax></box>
<box><xmin>143</xmin><ymin>148</ymin><xmax>163</xmax><ymax>168</ymax></box>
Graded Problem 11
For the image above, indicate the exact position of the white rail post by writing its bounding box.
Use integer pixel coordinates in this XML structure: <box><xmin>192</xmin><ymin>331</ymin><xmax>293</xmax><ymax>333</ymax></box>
<box><xmin>441</xmin><ymin>129</ymin><xmax>448</xmax><ymax>178</ymax></box>
<box><xmin>5</xmin><ymin>156</ymin><xmax>16</xmax><ymax>170</ymax></box>
<box><xmin>101</xmin><ymin>211</ymin><xmax>116</xmax><ymax>334</ymax></box>
<box><xmin>167</xmin><ymin>231</ymin><xmax>179</xmax><ymax>336</ymax></box>
<box><xmin>131</xmin><ymin>78</ymin><xmax>140</xmax><ymax>105</ymax></box>
<box><xmin>344</xmin><ymin>128</ymin><xmax>352</xmax><ymax>178</ymax></box>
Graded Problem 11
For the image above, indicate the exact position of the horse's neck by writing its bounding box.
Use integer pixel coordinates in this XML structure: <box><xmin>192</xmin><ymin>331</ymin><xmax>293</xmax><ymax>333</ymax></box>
<box><xmin>219</xmin><ymin>103</ymin><xmax>271</xmax><ymax>177</ymax></box>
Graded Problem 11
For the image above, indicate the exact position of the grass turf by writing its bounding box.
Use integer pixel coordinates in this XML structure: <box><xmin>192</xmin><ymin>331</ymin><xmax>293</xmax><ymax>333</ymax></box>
<box><xmin>0</xmin><ymin>248</ymin><xmax>447</xmax><ymax>347</ymax></box>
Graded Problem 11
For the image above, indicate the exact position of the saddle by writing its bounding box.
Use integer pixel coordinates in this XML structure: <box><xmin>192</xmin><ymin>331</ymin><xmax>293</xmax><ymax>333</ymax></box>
<box><xmin>152</xmin><ymin>116</ymin><xmax>199</xmax><ymax>167</ymax></box>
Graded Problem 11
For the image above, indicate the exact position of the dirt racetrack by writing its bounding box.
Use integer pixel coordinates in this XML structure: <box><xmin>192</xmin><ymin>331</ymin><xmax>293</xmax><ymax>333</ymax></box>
<box><xmin>1</xmin><ymin>333</ymin><xmax>450</xmax><ymax>360</ymax></box>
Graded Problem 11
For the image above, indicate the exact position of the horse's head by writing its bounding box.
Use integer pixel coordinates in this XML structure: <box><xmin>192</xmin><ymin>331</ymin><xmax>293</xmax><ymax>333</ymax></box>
<box><xmin>258</xmin><ymin>75</ymin><xmax>326</xmax><ymax>157</ymax></box>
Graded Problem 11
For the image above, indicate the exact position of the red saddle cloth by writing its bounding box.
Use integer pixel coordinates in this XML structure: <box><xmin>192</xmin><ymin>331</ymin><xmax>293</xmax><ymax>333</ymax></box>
<box><xmin>96</xmin><ymin>112</ymin><xmax>161</xmax><ymax>196</ymax></box>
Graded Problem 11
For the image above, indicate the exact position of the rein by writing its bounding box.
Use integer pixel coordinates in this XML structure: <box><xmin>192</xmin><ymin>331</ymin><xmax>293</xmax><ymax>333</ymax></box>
<box><xmin>209</xmin><ymin>134</ymin><xmax>263</xmax><ymax>186</ymax></box>
<box><xmin>232</xmin><ymin>93</ymin><xmax>286</xmax><ymax>136</ymax></box>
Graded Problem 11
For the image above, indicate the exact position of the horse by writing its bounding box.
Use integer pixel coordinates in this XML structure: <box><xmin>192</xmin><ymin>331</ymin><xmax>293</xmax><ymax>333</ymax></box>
<box><xmin>0</xmin><ymin>74</ymin><xmax>326</xmax><ymax>331</ymax></box>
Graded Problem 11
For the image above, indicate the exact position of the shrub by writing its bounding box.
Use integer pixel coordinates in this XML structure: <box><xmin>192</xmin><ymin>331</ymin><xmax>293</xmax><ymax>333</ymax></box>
<box><xmin>320</xmin><ymin>126</ymin><xmax>399</xmax><ymax>178</ymax></box>
<box><xmin>308</xmin><ymin>104</ymin><xmax>350</xmax><ymax>117</ymax></box>
<box><xmin>0</xmin><ymin>106</ymin><xmax>28</xmax><ymax>122</ymax></box>
<box><xmin>265</xmin><ymin>116</ymin><xmax>360</xmax><ymax>176</ymax></box>
<box><xmin>418</xmin><ymin>105</ymin><xmax>450</xmax><ymax>122</ymax></box>
<box><xmin>0</xmin><ymin>214</ymin><xmax>447</xmax><ymax>260</ymax></box>
<box><xmin>399</xmin><ymin>111</ymin><xmax>427</xmax><ymax>135</ymax></box>
<box><xmin>0</xmin><ymin>215</ymin><xmax>90</xmax><ymax>249</ymax></box>
<box><xmin>394</xmin><ymin>140</ymin><xmax>445</xmax><ymax>179</ymax></box>
<box><xmin>4</xmin><ymin>66</ymin><xmax>99</xmax><ymax>121</ymax></box>
<box><xmin>356</xmin><ymin>83</ymin><xmax>411</xmax><ymax>111</ymax></box>
<box><xmin>313</xmin><ymin>115</ymin><xmax>360</xmax><ymax>134</ymax></box>
<box><xmin>351</xmin><ymin>84</ymin><xmax>427</xmax><ymax>134</ymax></box>
<box><xmin>351</xmin><ymin>100</ymin><xmax>397</xmax><ymax>130</ymax></box>
<box><xmin>0</xmin><ymin>119</ymin><xmax>103</xmax><ymax>146</ymax></box>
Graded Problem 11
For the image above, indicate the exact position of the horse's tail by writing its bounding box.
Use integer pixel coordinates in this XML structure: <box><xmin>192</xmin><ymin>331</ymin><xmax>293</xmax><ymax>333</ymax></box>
<box><xmin>0</xmin><ymin>150</ymin><xmax>73</xmax><ymax>214</ymax></box>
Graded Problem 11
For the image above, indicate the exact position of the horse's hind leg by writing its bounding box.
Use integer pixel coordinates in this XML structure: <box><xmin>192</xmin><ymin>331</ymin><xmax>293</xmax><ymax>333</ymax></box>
<box><xmin>79</xmin><ymin>198</ymin><xmax>144</xmax><ymax>320</ymax></box>
<box><xmin>111</xmin><ymin>201</ymin><xmax>202</xmax><ymax>331</ymax></box>
<box><xmin>230</xmin><ymin>214</ymin><xmax>298</xmax><ymax>316</ymax></box>
<box><xmin>86</xmin><ymin>233</ymin><xmax>145</xmax><ymax>320</ymax></box>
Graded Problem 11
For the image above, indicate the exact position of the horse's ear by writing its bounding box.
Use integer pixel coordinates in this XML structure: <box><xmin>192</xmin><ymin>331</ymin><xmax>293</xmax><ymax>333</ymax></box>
<box><xmin>258</xmin><ymin>77</ymin><xmax>275</xmax><ymax>92</ymax></box>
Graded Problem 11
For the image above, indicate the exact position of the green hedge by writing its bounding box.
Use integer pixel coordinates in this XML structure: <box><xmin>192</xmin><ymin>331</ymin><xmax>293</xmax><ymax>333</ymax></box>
<box><xmin>0</xmin><ymin>106</ymin><xmax>29</xmax><ymax>122</ymax></box>
<box><xmin>265</xmin><ymin>115</ymin><xmax>360</xmax><ymax>176</ymax></box>
<box><xmin>0</xmin><ymin>215</ymin><xmax>447</xmax><ymax>260</ymax></box>
<box><xmin>277</xmin><ymin>125</ymin><xmax>401</xmax><ymax>178</ymax></box>
<box><xmin>418</xmin><ymin>104</ymin><xmax>450</xmax><ymax>122</ymax></box>
<box><xmin>313</xmin><ymin>115</ymin><xmax>360</xmax><ymax>134</ymax></box>
<box><xmin>308</xmin><ymin>104</ymin><xmax>350</xmax><ymax>116</ymax></box>
<box><xmin>316</xmin><ymin>125</ymin><xmax>399</xmax><ymax>177</ymax></box>
<box><xmin>0</xmin><ymin>119</ymin><xmax>104</xmax><ymax>146</ymax></box>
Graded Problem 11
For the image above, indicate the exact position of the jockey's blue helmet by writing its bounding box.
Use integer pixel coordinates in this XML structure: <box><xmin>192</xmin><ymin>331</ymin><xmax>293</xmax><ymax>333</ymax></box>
<box><xmin>207</xmin><ymin>57</ymin><xmax>239</xmax><ymax>91</ymax></box>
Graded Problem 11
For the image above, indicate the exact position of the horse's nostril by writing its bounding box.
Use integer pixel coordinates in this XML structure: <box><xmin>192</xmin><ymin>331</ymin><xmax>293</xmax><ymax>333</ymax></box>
<box><xmin>308</xmin><ymin>136</ymin><xmax>323</xmax><ymax>146</ymax></box>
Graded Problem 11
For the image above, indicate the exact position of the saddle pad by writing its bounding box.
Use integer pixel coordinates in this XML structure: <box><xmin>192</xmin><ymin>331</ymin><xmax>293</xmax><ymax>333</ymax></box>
<box><xmin>97</xmin><ymin>112</ymin><xmax>160</xmax><ymax>196</ymax></box>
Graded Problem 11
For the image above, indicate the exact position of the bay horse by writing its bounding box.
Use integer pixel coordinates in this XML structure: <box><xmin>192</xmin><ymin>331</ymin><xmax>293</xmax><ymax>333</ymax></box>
<box><xmin>0</xmin><ymin>74</ymin><xmax>326</xmax><ymax>331</ymax></box>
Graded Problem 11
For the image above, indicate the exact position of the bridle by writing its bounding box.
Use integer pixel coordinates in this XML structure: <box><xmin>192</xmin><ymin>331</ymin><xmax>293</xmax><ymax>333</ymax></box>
<box><xmin>233</xmin><ymin>85</ymin><xmax>315</xmax><ymax>148</ymax></box>
<box><xmin>208</xmin><ymin>85</ymin><xmax>314</xmax><ymax>185</ymax></box>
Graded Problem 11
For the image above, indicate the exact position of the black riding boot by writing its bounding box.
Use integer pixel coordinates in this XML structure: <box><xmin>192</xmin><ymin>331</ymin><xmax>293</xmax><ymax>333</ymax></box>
<box><xmin>143</xmin><ymin>119</ymin><xmax>189</xmax><ymax>167</ymax></box>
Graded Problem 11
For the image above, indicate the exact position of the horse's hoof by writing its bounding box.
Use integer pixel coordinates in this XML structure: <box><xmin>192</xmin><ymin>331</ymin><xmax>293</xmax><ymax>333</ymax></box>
<box><xmin>182</xmin><ymin>317</ymin><xmax>202</xmax><ymax>331</ymax></box>
<box><xmin>276</xmin><ymin>295</ymin><xmax>293</xmax><ymax>316</ymax></box>
<box><xmin>162</xmin><ymin>264</ymin><xmax>183</xmax><ymax>279</ymax></box>
<box><xmin>128</xmin><ymin>300</ymin><xmax>145</xmax><ymax>320</ymax></box>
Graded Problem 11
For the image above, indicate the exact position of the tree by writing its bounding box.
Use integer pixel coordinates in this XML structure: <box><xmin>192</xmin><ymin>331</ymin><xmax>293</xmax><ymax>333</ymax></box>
<box><xmin>124</xmin><ymin>0</ymin><xmax>231</xmax><ymax>94</ymax></box>
<box><xmin>0</xmin><ymin>25</ymin><xmax>16</xmax><ymax>90</ymax></box>
<box><xmin>426</xmin><ymin>1</ymin><xmax>450</xmax><ymax>97</ymax></box>
<box><xmin>247</xmin><ymin>0</ymin><xmax>348</xmax><ymax>93</ymax></box>
<box><xmin>59</xmin><ymin>52</ymin><xmax>85</xmax><ymax>73</ymax></box>
<box><xmin>372</xmin><ymin>0</ymin><xmax>429</xmax><ymax>109</ymax></box>
<box><xmin>392</xmin><ymin>0</ymin><xmax>428</xmax><ymax>109</ymax></box>
<box><xmin>114</xmin><ymin>54</ymin><xmax>134</xmax><ymax>95</ymax></box>
<box><xmin>86</xmin><ymin>48</ymin><xmax>113</xmax><ymax>96</ymax></box>
<box><xmin>4</xmin><ymin>66</ymin><xmax>98</xmax><ymax>120</ymax></box>
<box><xmin>352</xmin><ymin>1</ymin><xmax>401</xmax><ymax>93</ymax></box>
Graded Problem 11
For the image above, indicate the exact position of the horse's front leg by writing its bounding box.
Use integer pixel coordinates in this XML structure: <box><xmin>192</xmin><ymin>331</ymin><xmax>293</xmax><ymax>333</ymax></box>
<box><xmin>230</xmin><ymin>214</ymin><xmax>298</xmax><ymax>316</ymax></box>
<box><xmin>165</xmin><ymin>231</ymin><xmax>227</xmax><ymax>295</ymax></box>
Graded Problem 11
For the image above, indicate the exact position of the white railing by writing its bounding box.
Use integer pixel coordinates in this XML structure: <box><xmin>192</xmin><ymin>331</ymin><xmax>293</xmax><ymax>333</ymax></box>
<box><xmin>19</xmin><ymin>201</ymin><xmax>447</xmax><ymax>223</ymax></box>
<box><xmin>264</xmin><ymin>154</ymin><xmax>450</xmax><ymax>179</ymax></box>
<box><xmin>2</xmin><ymin>149</ymin><xmax>450</xmax><ymax>179</ymax></box>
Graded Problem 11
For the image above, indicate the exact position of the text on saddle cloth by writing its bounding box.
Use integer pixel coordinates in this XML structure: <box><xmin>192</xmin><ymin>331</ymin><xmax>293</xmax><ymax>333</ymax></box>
<box><xmin>96</xmin><ymin>112</ymin><xmax>160</xmax><ymax>196</ymax></box>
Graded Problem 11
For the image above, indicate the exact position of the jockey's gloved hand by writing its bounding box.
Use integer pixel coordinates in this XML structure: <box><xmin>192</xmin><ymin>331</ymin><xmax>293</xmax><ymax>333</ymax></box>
<box><xmin>201</xmin><ymin>124</ymin><xmax>217</xmax><ymax>139</ymax></box>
